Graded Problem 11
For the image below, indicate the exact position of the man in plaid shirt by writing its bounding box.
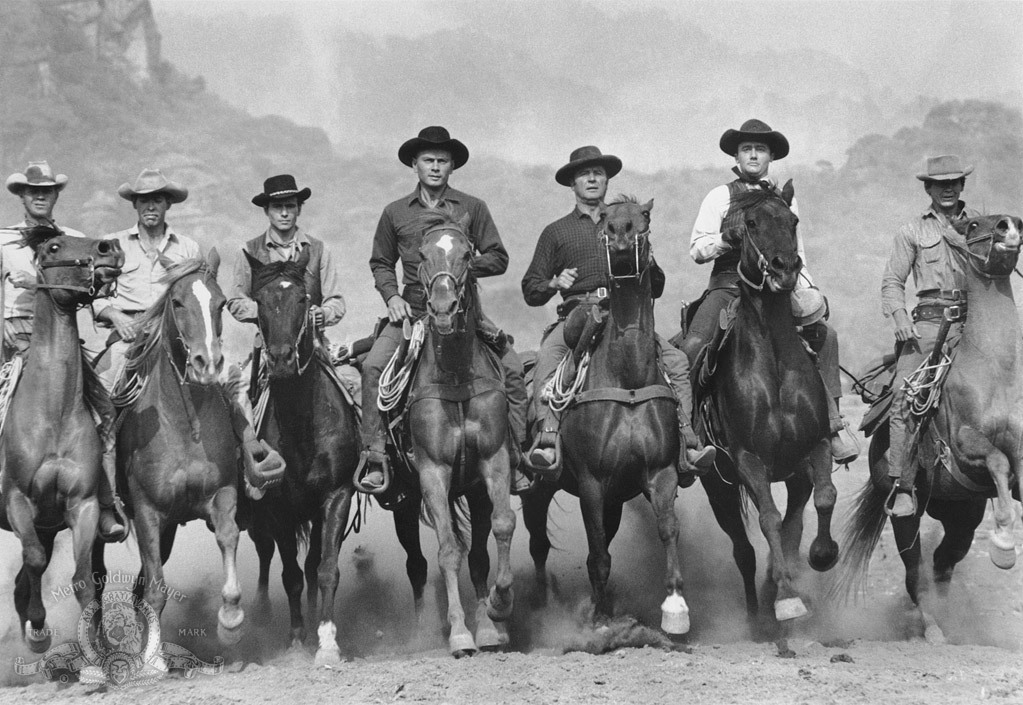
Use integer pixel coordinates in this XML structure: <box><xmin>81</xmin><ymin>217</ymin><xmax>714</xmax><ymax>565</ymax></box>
<box><xmin>521</xmin><ymin>146</ymin><xmax>713</xmax><ymax>481</ymax></box>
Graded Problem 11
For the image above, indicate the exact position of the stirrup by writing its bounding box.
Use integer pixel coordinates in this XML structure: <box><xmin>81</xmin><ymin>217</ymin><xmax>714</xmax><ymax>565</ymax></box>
<box><xmin>98</xmin><ymin>500</ymin><xmax>128</xmax><ymax>544</ymax></box>
<box><xmin>524</xmin><ymin>432</ymin><xmax>562</xmax><ymax>482</ymax></box>
<box><xmin>354</xmin><ymin>449</ymin><xmax>391</xmax><ymax>496</ymax></box>
<box><xmin>884</xmin><ymin>482</ymin><xmax>917</xmax><ymax>518</ymax></box>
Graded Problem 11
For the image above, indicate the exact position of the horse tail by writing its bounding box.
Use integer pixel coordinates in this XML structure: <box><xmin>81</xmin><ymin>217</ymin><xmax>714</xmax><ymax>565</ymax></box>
<box><xmin>832</xmin><ymin>476</ymin><xmax>889</xmax><ymax>602</ymax></box>
<box><xmin>294</xmin><ymin>520</ymin><xmax>312</xmax><ymax>550</ymax></box>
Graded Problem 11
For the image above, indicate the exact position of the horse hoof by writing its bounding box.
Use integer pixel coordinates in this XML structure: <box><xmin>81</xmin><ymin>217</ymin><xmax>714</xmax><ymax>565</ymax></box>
<box><xmin>217</xmin><ymin>621</ymin><xmax>243</xmax><ymax>646</ymax></box>
<box><xmin>774</xmin><ymin>597</ymin><xmax>808</xmax><ymax>621</ymax></box>
<box><xmin>924</xmin><ymin>623</ymin><xmax>947</xmax><ymax>645</ymax></box>
<box><xmin>808</xmin><ymin>538</ymin><xmax>840</xmax><ymax>572</ymax></box>
<box><xmin>486</xmin><ymin>586</ymin><xmax>514</xmax><ymax>622</ymax></box>
<box><xmin>475</xmin><ymin>621</ymin><xmax>509</xmax><ymax>651</ymax></box>
<box><xmin>989</xmin><ymin>542</ymin><xmax>1017</xmax><ymax>570</ymax></box>
<box><xmin>314</xmin><ymin>646</ymin><xmax>343</xmax><ymax>667</ymax></box>
<box><xmin>449</xmin><ymin>632</ymin><xmax>477</xmax><ymax>658</ymax></box>
<box><xmin>25</xmin><ymin>621</ymin><xmax>51</xmax><ymax>654</ymax></box>
<box><xmin>660</xmin><ymin>593</ymin><xmax>690</xmax><ymax>635</ymax></box>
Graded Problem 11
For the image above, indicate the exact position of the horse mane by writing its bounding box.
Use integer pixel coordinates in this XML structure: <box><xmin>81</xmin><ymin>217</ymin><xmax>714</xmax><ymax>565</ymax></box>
<box><xmin>413</xmin><ymin>204</ymin><xmax>468</xmax><ymax>239</ymax></box>
<box><xmin>251</xmin><ymin>257</ymin><xmax>306</xmax><ymax>295</ymax></box>
<box><xmin>607</xmin><ymin>194</ymin><xmax>638</xmax><ymax>205</ymax></box>
<box><xmin>122</xmin><ymin>257</ymin><xmax>211</xmax><ymax>374</ymax></box>
<box><xmin>729</xmin><ymin>187</ymin><xmax>786</xmax><ymax>214</ymax></box>
<box><xmin>19</xmin><ymin>224</ymin><xmax>64</xmax><ymax>253</ymax></box>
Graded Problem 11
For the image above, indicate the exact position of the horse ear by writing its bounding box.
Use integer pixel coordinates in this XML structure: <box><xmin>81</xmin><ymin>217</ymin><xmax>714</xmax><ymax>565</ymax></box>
<box><xmin>641</xmin><ymin>199</ymin><xmax>654</xmax><ymax>223</ymax></box>
<box><xmin>243</xmin><ymin>249</ymin><xmax>263</xmax><ymax>272</ymax></box>
<box><xmin>781</xmin><ymin>179</ymin><xmax>795</xmax><ymax>207</ymax></box>
<box><xmin>295</xmin><ymin>244</ymin><xmax>311</xmax><ymax>270</ymax></box>
<box><xmin>457</xmin><ymin>212</ymin><xmax>471</xmax><ymax>234</ymax></box>
<box><xmin>205</xmin><ymin>247</ymin><xmax>221</xmax><ymax>278</ymax></box>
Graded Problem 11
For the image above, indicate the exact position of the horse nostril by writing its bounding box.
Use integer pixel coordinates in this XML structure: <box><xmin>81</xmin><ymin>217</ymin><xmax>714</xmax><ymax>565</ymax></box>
<box><xmin>97</xmin><ymin>240</ymin><xmax>110</xmax><ymax>254</ymax></box>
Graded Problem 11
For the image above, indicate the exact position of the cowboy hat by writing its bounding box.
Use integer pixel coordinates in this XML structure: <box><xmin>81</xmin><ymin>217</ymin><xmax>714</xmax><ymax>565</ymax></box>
<box><xmin>6</xmin><ymin>161</ymin><xmax>68</xmax><ymax>194</ymax></box>
<box><xmin>398</xmin><ymin>126</ymin><xmax>469</xmax><ymax>169</ymax></box>
<box><xmin>791</xmin><ymin>287</ymin><xmax>828</xmax><ymax>327</ymax></box>
<box><xmin>719</xmin><ymin>119</ymin><xmax>790</xmax><ymax>160</ymax></box>
<box><xmin>251</xmin><ymin>174</ymin><xmax>311</xmax><ymax>207</ymax></box>
<box><xmin>117</xmin><ymin>168</ymin><xmax>188</xmax><ymax>203</ymax></box>
<box><xmin>915</xmin><ymin>154</ymin><xmax>974</xmax><ymax>182</ymax></box>
<box><xmin>554</xmin><ymin>146</ymin><xmax>623</xmax><ymax>187</ymax></box>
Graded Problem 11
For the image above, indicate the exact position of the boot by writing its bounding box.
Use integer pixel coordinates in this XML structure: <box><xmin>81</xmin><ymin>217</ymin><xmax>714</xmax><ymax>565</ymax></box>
<box><xmin>354</xmin><ymin>433</ymin><xmax>391</xmax><ymax>495</ymax></box>
<box><xmin>509</xmin><ymin>442</ymin><xmax>535</xmax><ymax>495</ymax></box>
<box><xmin>828</xmin><ymin>397</ymin><xmax>860</xmax><ymax>464</ymax></box>
<box><xmin>885</xmin><ymin>420</ymin><xmax>918</xmax><ymax>518</ymax></box>
<box><xmin>524</xmin><ymin>411</ymin><xmax>562</xmax><ymax>481</ymax></box>
<box><xmin>98</xmin><ymin>446</ymin><xmax>128</xmax><ymax>544</ymax></box>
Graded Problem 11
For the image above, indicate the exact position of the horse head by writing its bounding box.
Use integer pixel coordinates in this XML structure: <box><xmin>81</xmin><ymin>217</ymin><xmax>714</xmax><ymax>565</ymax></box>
<box><xmin>161</xmin><ymin>250</ymin><xmax>226</xmax><ymax>385</ymax></box>
<box><xmin>732</xmin><ymin>182</ymin><xmax>802</xmax><ymax>293</ymax></box>
<box><xmin>955</xmin><ymin>214</ymin><xmax>1023</xmax><ymax>279</ymax></box>
<box><xmin>600</xmin><ymin>196</ymin><xmax>653</xmax><ymax>285</ymax></box>
<box><xmin>25</xmin><ymin>226</ymin><xmax>124</xmax><ymax>309</ymax></box>
<box><xmin>247</xmin><ymin>247</ymin><xmax>314</xmax><ymax>379</ymax></box>
<box><xmin>417</xmin><ymin>209</ymin><xmax>474</xmax><ymax>335</ymax></box>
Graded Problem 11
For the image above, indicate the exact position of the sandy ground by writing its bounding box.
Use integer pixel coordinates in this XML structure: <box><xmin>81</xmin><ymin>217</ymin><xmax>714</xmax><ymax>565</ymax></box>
<box><xmin>1</xmin><ymin>397</ymin><xmax>1022</xmax><ymax>704</ymax></box>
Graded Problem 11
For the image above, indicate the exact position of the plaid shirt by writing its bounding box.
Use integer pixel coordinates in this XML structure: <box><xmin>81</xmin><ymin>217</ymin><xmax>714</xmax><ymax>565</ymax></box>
<box><xmin>881</xmin><ymin>202</ymin><xmax>979</xmax><ymax>318</ymax></box>
<box><xmin>521</xmin><ymin>208</ymin><xmax>607</xmax><ymax>306</ymax></box>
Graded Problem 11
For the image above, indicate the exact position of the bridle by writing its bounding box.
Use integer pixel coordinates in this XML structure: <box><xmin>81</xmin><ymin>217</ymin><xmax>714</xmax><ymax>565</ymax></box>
<box><xmin>735</xmin><ymin>207</ymin><xmax>801</xmax><ymax>292</ymax></box>
<box><xmin>942</xmin><ymin>221</ymin><xmax>1019</xmax><ymax>281</ymax></box>
<box><xmin>165</xmin><ymin>266</ymin><xmax>222</xmax><ymax>383</ymax></box>
<box><xmin>598</xmin><ymin>221</ymin><xmax>652</xmax><ymax>288</ymax></box>
<box><xmin>418</xmin><ymin>225</ymin><xmax>472</xmax><ymax>326</ymax></box>
<box><xmin>254</xmin><ymin>277</ymin><xmax>315</xmax><ymax>377</ymax></box>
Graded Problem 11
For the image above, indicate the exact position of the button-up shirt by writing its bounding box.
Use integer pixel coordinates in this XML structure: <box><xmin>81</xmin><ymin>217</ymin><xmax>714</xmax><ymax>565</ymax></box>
<box><xmin>370</xmin><ymin>186</ymin><xmax>508</xmax><ymax>304</ymax></box>
<box><xmin>521</xmin><ymin>207</ymin><xmax>608</xmax><ymax>306</ymax></box>
<box><xmin>1</xmin><ymin>219</ymin><xmax>86</xmax><ymax>319</ymax></box>
<box><xmin>227</xmin><ymin>227</ymin><xmax>346</xmax><ymax>325</ymax></box>
<box><xmin>98</xmin><ymin>223</ymin><xmax>201</xmax><ymax>315</ymax></box>
<box><xmin>881</xmin><ymin>202</ymin><xmax>979</xmax><ymax>318</ymax></box>
<box><xmin>689</xmin><ymin>181</ymin><xmax>814</xmax><ymax>288</ymax></box>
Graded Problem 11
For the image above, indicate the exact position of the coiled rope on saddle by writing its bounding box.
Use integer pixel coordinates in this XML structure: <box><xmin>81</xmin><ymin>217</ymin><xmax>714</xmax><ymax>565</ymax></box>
<box><xmin>901</xmin><ymin>350</ymin><xmax>952</xmax><ymax>418</ymax></box>
<box><xmin>377</xmin><ymin>319</ymin><xmax>426</xmax><ymax>412</ymax></box>
<box><xmin>545</xmin><ymin>351</ymin><xmax>591</xmax><ymax>413</ymax></box>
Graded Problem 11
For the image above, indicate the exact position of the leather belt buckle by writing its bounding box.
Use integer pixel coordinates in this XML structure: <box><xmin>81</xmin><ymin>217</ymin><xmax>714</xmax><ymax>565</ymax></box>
<box><xmin>944</xmin><ymin>304</ymin><xmax>963</xmax><ymax>321</ymax></box>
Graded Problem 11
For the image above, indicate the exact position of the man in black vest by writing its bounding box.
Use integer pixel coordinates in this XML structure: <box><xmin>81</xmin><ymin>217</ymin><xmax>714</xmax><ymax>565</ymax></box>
<box><xmin>355</xmin><ymin>126</ymin><xmax>529</xmax><ymax>495</ymax></box>
<box><xmin>682</xmin><ymin>119</ymin><xmax>858</xmax><ymax>464</ymax></box>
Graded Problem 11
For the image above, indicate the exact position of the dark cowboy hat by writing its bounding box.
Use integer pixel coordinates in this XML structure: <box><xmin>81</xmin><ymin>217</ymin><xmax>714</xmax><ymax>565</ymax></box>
<box><xmin>117</xmin><ymin>168</ymin><xmax>188</xmax><ymax>203</ymax></box>
<box><xmin>398</xmin><ymin>126</ymin><xmax>469</xmax><ymax>169</ymax></box>
<box><xmin>6</xmin><ymin>161</ymin><xmax>69</xmax><ymax>194</ymax></box>
<box><xmin>554</xmin><ymin>146</ymin><xmax>623</xmax><ymax>187</ymax></box>
<box><xmin>719</xmin><ymin>119</ymin><xmax>790</xmax><ymax>160</ymax></box>
<box><xmin>251</xmin><ymin>174</ymin><xmax>312</xmax><ymax>207</ymax></box>
<box><xmin>915</xmin><ymin>154</ymin><xmax>974</xmax><ymax>182</ymax></box>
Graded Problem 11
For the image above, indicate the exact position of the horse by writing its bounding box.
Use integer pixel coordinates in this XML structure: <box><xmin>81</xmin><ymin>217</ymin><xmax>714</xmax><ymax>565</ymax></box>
<box><xmin>693</xmin><ymin>184</ymin><xmax>838</xmax><ymax>653</ymax></box>
<box><xmin>839</xmin><ymin>214</ymin><xmax>1023</xmax><ymax>643</ymax></box>
<box><xmin>0</xmin><ymin>226</ymin><xmax>123</xmax><ymax>652</ymax></box>
<box><xmin>244</xmin><ymin>248</ymin><xmax>360</xmax><ymax>665</ymax></box>
<box><xmin>521</xmin><ymin>197</ymin><xmax>690</xmax><ymax>633</ymax></box>
<box><xmin>91</xmin><ymin>251</ymin><xmax>256</xmax><ymax>649</ymax></box>
<box><xmin>382</xmin><ymin>209</ymin><xmax>515</xmax><ymax>658</ymax></box>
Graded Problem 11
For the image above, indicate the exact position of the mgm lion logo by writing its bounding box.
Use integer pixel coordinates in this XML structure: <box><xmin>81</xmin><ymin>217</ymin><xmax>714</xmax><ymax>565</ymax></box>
<box><xmin>16</xmin><ymin>590</ymin><xmax>223</xmax><ymax>687</ymax></box>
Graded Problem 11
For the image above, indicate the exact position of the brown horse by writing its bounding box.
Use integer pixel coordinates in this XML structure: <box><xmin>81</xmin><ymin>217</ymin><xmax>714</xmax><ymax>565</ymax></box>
<box><xmin>0</xmin><ymin>226</ymin><xmax>123</xmax><ymax>652</ymax></box>
<box><xmin>694</xmin><ymin>185</ymin><xmax>838</xmax><ymax>652</ymax></box>
<box><xmin>391</xmin><ymin>210</ymin><xmax>515</xmax><ymax>657</ymax></box>
<box><xmin>840</xmin><ymin>214</ymin><xmax>1023</xmax><ymax>642</ymax></box>
<box><xmin>244</xmin><ymin>249</ymin><xmax>360</xmax><ymax>665</ymax></box>
<box><xmin>521</xmin><ymin>198</ymin><xmax>690</xmax><ymax>632</ymax></box>
<box><xmin>92</xmin><ymin>251</ymin><xmax>254</xmax><ymax>650</ymax></box>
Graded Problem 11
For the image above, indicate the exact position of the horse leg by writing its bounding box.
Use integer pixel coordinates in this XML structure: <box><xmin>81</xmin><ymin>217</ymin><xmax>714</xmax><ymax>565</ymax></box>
<box><xmin>419</xmin><ymin>458</ymin><xmax>474</xmax><ymax>657</ymax></box>
<box><xmin>700</xmin><ymin>472</ymin><xmax>759</xmax><ymax>625</ymax></box>
<box><xmin>578</xmin><ymin>472</ymin><xmax>614</xmax><ymax>622</ymax></box>
<box><xmin>466</xmin><ymin>485</ymin><xmax>505</xmax><ymax>650</ymax></box>
<box><xmin>930</xmin><ymin>498</ymin><xmax>986</xmax><ymax>591</ymax></box>
<box><xmin>276</xmin><ymin>528</ymin><xmax>307</xmax><ymax>648</ymax></box>
<box><xmin>780</xmin><ymin>473</ymin><xmax>811</xmax><ymax>572</ymax></box>
<box><xmin>958</xmin><ymin>426</ymin><xmax>1017</xmax><ymax>568</ymax></box>
<box><xmin>208</xmin><ymin>486</ymin><xmax>244</xmax><ymax>645</ymax></box>
<box><xmin>65</xmin><ymin>495</ymin><xmax>100</xmax><ymax>614</ymax></box>
<box><xmin>314</xmin><ymin>485</ymin><xmax>354</xmax><ymax>667</ymax></box>
<box><xmin>305</xmin><ymin>518</ymin><xmax>322</xmax><ymax>619</ymax></box>
<box><xmin>739</xmin><ymin>451</ymin><xmax>806</xmax><ymax>626</ymax></box>
<box><xmin>646</xmin><ymin>464</ymin><xmax>689</xmax><ymax>635</ymax></box>
<box><xmin>7</xmin><ymin>490</ymin><xmax>55</xmax><ymax>652</ymax></box>
<box><xmin>521</xmin><ymin>481</ymin><xmax>558</xmax><ymax>606</ymax></box>
<box><xmin>480</xmin><ymin>448</ymin><xmax>515</xmax><ymax>624</ymax></box>
<box><xmin>250</xmin><ymin>525</ymin><xmax>275</xmax><ymax>612</ymax></box>
<box><xmin>392</xmin><ymin>497</ymin><xmax>428</xmax><ymax>621</ymax></box>
<box><xmin>805</xmin><ymin>443</ymin><xmax>839</xmax><ymax>572</ymax></box>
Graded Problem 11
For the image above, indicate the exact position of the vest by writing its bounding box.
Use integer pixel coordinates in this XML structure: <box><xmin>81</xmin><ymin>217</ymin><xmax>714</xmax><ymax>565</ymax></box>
<box><xmin>243</xmin><ymin>233</ymin><xmax>324</xmax><ymax>306</ymax></box>
<box><xmin>711</xmin><ymin>179</ymin><xmax>749</xmax><ymax>278</ymax></box>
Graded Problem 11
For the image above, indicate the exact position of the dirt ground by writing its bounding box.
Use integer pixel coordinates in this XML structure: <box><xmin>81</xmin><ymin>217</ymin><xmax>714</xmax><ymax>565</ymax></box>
<box><xmin>2</xmin><ymin>398</ymin><xmax>1022</xmax><ymax>705</ymax></box>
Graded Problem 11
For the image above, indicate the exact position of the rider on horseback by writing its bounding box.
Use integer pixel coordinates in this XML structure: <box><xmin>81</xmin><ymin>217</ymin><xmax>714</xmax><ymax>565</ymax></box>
<box><xmin>1</xmin><ymin>161</ymin><xmax>125</xmax><ymax>542</ymax></box>
<box><xmin>680</xmin><ymin>119</ymin><xmax>859</xmax><ymax>466</ymax></box>
<box><xmin>881</xmin><ymin>155</ymin><xmax>979</xmax><ymax>518</ymax></box>
<box><xmin>521</xmin><ymin>146</ymin><xmax>714</xmax><ymax>481</ymax></box>
<box><xmin>355</xmin><ymin>126</ymin><xmax>530</xmax><ymax>494</ymax></box>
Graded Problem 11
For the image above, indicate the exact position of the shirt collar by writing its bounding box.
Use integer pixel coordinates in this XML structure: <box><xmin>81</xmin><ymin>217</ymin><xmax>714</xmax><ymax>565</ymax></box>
<box><xmin>265</xmin><ymin>227</ymin><xmax>308</xmax><ymax>248</ymax></box>
<box><xmin>572</xmin><ymin>204</ymin><xmax>604</xmax><ymax>224</ymax></box>
<box><xmin>128</xmin><ymin>223</ymin><xmax>179</xmax><ymax>243</ymax></box>
<box><xmin>921</xmin><ymin>201</ymin><xmax>967</xmax><ymax>223</ymax></box>
<box><xmin>407</xmin><ymin>185</ymin><xmax>462</xmax><ymax>207</ymax></box>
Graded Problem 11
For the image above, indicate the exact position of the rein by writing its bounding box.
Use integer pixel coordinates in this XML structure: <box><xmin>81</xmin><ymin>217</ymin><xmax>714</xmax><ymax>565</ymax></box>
<box><xmin>599</xmin><ymin>225</ymin><xmax>651</xmax><ymax>288</ymax></box>
<box><xmin>737</xmin><ymin>227</ymin><xmax>770</xmax><ymax>291</ymax></box>
<box><xmin>941</xmin><ymin>230</ymin><xmax>1017</xmax><ymax>280</ymax></box>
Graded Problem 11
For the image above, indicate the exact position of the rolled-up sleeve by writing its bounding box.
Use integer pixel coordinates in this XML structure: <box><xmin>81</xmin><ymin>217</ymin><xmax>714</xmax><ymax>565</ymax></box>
<box><xmin>881</xmin><ymin>224</ymin><xmax>916</xmax><ymax>318</ymax></box>
<box><xmin>521</xmin><ymin>225</ymin><xmax>558</xmax><ymax>307</ymax></box>
<box><xmin>468</xmin><ymin>201</ymin><xmax>508</xmax><ymax>278</ymax></box>
<box><xmin>318</xmin><ymin>244</ymin><xmax>346</xmax><ymax>326</ymax></box>
<box><xmin>227</xmin><ymin>250</ymin><xmax>258</xmax><ymax>323</ymax></box>
<box><xmin>689</xmin><ymin>185</ymin><xmax>732</xmax><ymax>264</ymax></box>
<box><xmin>369</xmin><ymin>209</ymin><xmax>401</xmax><ymax>304</ymax></box>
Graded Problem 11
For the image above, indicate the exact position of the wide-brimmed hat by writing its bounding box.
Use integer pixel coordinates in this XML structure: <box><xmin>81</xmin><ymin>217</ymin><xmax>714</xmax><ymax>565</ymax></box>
<box><xmin>251</xmin><ymin>174</ymin><xmax>311</xmax><ymax>207</ymax></box>
<box><xmin>719</xmin><ymin>119</ymin><xmax>790</xmax><ymax>160</ymax></box>
<box><xmin>915</xmin><ymin>155</ymin><xmax>974</xmax><ymax>182</ymax></box>
<box><xmin>554</xmin><ymin>146</ymin><xmax>623</xmax><ymax>187</ymax></box>
<box><xmin>398</xmin><ymin>126</ymin><xmax>469</xmax><ymax>169</ymax></box>
<box><xmin>118</xmin><ymin>168</ymin><xmax>188</xmax><ymax>203</ymax></box>
<box><xmin>791</xmin><ymin>288</ymin><xmax>827</xmax><ymax>327</ymax></box>
<box><xmin>6</xmin><ymin>161</ymin><xmax>68</xmax><ymax>194</ymax></box>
